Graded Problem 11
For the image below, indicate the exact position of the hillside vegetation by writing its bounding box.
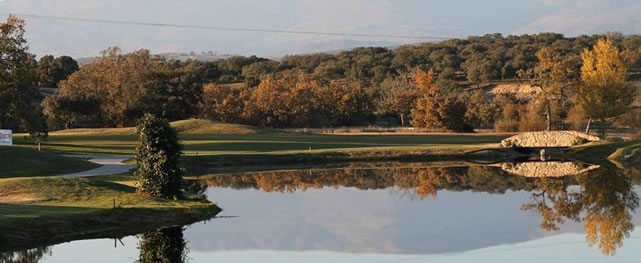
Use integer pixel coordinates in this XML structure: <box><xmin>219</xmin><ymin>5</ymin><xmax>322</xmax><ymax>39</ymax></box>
<box><xmin>25</xmin><ymin>32</ymin><xmax>640</xmax><ymax>133</ymax></box>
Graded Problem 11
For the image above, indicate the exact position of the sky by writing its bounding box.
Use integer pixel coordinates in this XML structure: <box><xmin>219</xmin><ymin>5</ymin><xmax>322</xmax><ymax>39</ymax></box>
<box><xmin>0</xmin><ymin>0</ymin><xmax>640</xmax><ymax>58</ymax></box>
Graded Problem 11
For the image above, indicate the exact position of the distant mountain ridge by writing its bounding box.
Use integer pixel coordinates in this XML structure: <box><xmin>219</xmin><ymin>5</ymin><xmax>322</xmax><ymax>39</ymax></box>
<box><xmin>75</xmin><ymin>40</ymin><xmax>409</xmax><ymax>66</ymax></box>
<box><xmin>76</xmin><ymin>51</ymin><xmax>239</xmax><ymax>66</ymax></box>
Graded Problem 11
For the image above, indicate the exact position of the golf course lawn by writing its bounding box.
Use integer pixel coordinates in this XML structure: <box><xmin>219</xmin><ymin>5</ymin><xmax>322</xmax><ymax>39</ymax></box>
<box><xmin>13</xmin><ymin>119</ymin><xmax>510</xmax><ymax>155</ymax></box>
<box><xmin>0</xmin><ymin>175</ymin><xmax>220</xmax><ymax>250</ymax></box>
<box><xmin>0</xmin><ymin>147</ymin><xmax>99</xmax><ymax>178</ymax></box>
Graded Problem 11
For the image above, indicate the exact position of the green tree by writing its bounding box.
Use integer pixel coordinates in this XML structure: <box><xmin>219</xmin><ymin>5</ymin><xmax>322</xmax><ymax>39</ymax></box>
<box><xmin>36</xmin><ymin>55</ymin><xmax>79</xmax><ymax>88</ymax></box>
<box><xmin>241</xmin><ymin>60</ymin><xmax>279</xmax><ymax>87</ymax></box>
<box><xmin>42</xmin><ymin>94</ymin><xmax>101</xmax><ymax>129</ymax></box>
<box><xmin>216</xmin><ymin>55</ymin><xmax>267</xmax><ymax>83</ymax></box>
<box><xmin>134</xmin><ymin>114</ymin><xmax>183</xmax><ymax>199</ymax></box>
<box><xmin>577</xmin><ymin>39</ymin><xmax>637</xmax><ymax>135</ymax></box>
<box><xmin>27</xmin><ymin>106</ymin><xmax>48</xmax><ymax>151</ymax></box>
<box><xmin>0</xmin><ymin>15</ymin><xmax>38</xmax><ymax>129</ymax></box>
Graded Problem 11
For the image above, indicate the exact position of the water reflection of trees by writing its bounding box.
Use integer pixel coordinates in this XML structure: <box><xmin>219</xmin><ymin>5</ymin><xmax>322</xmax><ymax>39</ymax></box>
<box><xmin>193</xmin><ymin>165</ymin><xmax>545</xmax><ymax>199</ymax></box>
<box><xmin>523</xmin><ymin>168</ymin><xmax>639</xmax><ymax>255</ymax></box>
<box><xmin>136</xmin><ymin>227</ymin><xmax>187</xmax><ymax>263</ymax></box>
<box><xmin>0</xmin><ymin>247</ymin><xmax>51</xmax><ymax>263</ymax></box>
<box><xmin>193</xmin><ymin>163</ymin><xmax>640</xmax><ymax>255</ymax></box>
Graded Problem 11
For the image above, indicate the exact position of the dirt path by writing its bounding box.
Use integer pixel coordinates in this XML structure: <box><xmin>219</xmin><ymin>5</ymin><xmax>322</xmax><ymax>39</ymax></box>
<box><xmin>62</xmin><ymin>154</ymin><xmax>135</xmax><ymax>177</ymax></box>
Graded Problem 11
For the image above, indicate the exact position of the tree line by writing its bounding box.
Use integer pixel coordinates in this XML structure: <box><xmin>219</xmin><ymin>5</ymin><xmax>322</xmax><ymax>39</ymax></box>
<box><xmin>1</xmin><ymin>15</ymin><xmax>639</xmax><ymax>134</ymax></box>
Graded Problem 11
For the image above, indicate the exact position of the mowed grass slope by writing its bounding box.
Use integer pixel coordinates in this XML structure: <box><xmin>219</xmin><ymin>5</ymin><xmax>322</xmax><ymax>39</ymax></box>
<box><xmin>0</xmin><ymin>147</ymin><xmax>99</xmax><ymax>178</ymax></box>
<box><xmin>16</xmin><ymin>119</ymin><xmax>509</xmax><ymax>155</ymax></box>
<box><xmin>0</xmin><ymin>177</ymin><xmax>212</xmax><ymax>214</ymax></box>
<box><xmin>0</xmin><ymin>176</ymin><xmax>219</xmax><ymax>250</ymax></box>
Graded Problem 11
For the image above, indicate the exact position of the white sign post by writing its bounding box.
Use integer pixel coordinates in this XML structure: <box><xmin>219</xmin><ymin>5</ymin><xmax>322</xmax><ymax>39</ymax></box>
<box><xmin>0</xmin><ymin>129</ymin><xmax>12</xmax><ymax>146</ymax></box>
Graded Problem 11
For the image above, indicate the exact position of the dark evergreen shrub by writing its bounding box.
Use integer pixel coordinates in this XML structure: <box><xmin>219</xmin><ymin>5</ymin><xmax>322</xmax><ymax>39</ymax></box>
<box><xmin>134</xmin><ymin>113</ymin><xmax>183</xmax><ymax>198</ymax></box>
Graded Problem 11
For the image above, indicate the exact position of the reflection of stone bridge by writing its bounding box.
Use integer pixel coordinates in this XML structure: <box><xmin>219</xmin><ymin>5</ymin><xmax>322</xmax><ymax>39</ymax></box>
<box><xmin>501</xmin><ymin>161</ymin><xmax>601</xmax><ymax>177</ymax></box>
<box><xmin>466</xmin><ymin>131</ymin><xmax>601</xmax><ymax>160</ymax></box>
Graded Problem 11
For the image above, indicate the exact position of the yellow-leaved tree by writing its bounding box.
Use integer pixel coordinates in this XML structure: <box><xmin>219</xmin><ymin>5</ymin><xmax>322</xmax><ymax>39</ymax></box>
<box><xmin>578</xmin><ymin>39</ymin><xmax>637</xmax><ymax>135</ymax></box>
<box><xmin>410</xmin><ymin>69</ymin><xmax>468</xmax><ymax>131</ymax></box>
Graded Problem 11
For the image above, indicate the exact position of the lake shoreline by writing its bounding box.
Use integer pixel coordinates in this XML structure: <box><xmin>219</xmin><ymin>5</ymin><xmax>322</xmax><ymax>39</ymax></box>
<box><xmin>1</xmin><ymin>140</ymin><xmax>638</xmax><ymax>253</ymax></box>
<box><xmin>182</xmin><ymin>145</ymin><xmax>514</xmax><ymax>172</ymax></box>
<box><xmin>0</xmin><ymin>203</ymin><xmax>221</xmax><ymax>252</ymax></box>
<box><xmin>0</xmin><ymin>174</ymin><xmax>222</xmax><ymax>253</ymax></box>
<box><xmin>182</xmin><ymin>143</ymin><xmax>624</xmax><ymax>173</ymax></box>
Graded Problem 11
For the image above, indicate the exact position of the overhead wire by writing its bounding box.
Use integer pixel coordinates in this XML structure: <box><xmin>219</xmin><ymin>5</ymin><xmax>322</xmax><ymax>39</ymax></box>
<box><xmin>0</xmin><ymin>12</ymin><xmax>452</xmax><ymax>41</ymax></box>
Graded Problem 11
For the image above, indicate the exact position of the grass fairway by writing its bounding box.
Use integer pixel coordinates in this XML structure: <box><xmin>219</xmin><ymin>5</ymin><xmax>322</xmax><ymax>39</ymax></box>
<box><xmin>14</xmin><ymin>119</ymin><xmax>509</xmax><ymax>155</ymax></box>
<box><xmin>0</xmin><ymin>147</ymin><xmax>99</xmax><ymax>178</ymax></box>
<box><xmin>0</xmin><ymin>176</ymin><xmax>220</xmax><ymax>251</ymax></box>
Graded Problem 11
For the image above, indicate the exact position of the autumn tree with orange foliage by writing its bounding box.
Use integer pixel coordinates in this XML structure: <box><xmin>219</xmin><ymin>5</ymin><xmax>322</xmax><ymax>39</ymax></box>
<box><xmin>200</xmin><ymin>83</ymin><xmax>249</xmax><ymax>123</ymax></box>
<box><xmin>243</xmin><ymin>71</ymin><xmax>321</xmax><ymax>127</ymax></box>
<box><xmin>410</xmin><ymin>69</ymin><xmax>469</xmax><ymax>131</ymax></box>
<box><xmin>243</xmin><ymin>71</ymin><xmax>372</xmax><ymax>128</ymax></box>
<box><xmin>415</xmin><ymin>169</ymin><xmax>444</xmax><ymax>200</ymax></box>
<box><xmin>318</xmin><ymin>80</ymin><xmax>374</xmax><ymax>126</ymax></box>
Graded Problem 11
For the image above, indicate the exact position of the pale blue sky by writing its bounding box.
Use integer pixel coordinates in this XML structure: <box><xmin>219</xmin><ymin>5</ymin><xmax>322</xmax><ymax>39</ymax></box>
<box><xmin>1</xmin><ymin>0</ymin><xmax>640</xmax><ymax>57</ymax></box>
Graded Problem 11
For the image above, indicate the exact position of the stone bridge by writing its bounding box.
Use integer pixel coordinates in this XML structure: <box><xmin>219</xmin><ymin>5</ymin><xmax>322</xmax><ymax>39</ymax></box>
<box><xmin>501</xmin><ymin>131</ymin><xmax>600</xmax><ymax>148</ymax></box>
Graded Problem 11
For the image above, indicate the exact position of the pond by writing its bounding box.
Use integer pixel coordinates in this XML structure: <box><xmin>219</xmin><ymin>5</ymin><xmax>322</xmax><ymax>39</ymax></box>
<box><xmin>3</xmin><ymin>162</ymin><xmax>641</xmax><ymax>262</ymax></box>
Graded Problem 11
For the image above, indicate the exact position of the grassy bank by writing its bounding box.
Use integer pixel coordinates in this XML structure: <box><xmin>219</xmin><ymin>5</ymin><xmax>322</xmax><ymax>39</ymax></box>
<box><xmin>0</xmin><ymin>147</ymin><xmax>99</xmax><ymax>178</ymax></box>
<box><xmin>0</xmin><ymin>176</ymin><xmax>220</xmax><ymax>251</ymax></box>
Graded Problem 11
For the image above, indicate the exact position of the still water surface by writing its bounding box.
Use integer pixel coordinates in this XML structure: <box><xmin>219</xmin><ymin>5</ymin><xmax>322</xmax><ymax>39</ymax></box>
<box><xmin>3</xmin><ymin>162</ymin><xmax>641</xmax><ymax>262</ymax></box>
